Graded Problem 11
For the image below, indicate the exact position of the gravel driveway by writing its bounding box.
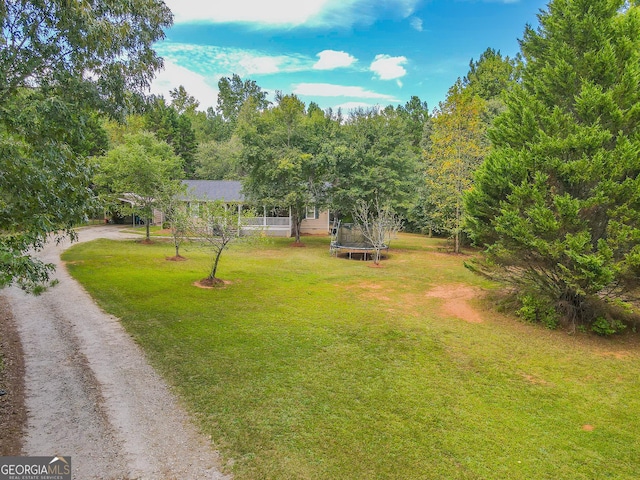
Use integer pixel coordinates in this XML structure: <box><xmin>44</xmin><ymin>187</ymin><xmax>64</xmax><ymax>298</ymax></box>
<box><xmin>1</xmin><ymin>226</ymin><xmax>230</xmax><ymax>480</ymax></box>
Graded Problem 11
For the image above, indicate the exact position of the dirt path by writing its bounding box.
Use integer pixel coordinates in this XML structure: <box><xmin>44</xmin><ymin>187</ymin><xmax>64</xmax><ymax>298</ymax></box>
<box><xmin>1</xmin><ymin>226</ymin><xmax>230</xmax><ymax>480</ymax></box>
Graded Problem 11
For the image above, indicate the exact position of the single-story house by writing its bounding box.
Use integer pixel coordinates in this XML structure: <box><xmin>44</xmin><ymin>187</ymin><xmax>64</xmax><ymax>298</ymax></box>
<box><xmin>181</xmin><ymin>180</ymin><xmax>331</xmax><ymax>238</ymax></box>
<box><xmin>112</xmin><ymin>193</ymin><xmax>165</xmax><ymax>226</ymax></box>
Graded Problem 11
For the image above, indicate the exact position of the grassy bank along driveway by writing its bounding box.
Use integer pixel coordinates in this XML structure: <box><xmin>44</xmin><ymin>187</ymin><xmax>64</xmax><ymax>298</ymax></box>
<box><xmin>63</xmin><ymin>234</ymin><xmax>640</xmax><ymax>479</ymax></box>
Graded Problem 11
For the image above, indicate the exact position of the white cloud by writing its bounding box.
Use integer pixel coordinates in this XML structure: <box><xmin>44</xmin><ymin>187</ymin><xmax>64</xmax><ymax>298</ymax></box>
<box><xmin>239</xmin><ymin>56</ymin><xmax>282</xmax><ymax>75</ymax></box>
<box><xmin>155</xmin><ymin>42</ymin><xmax>311</xmax><ymax>77</ymax></box>
<box><xmin>163</xmin><ymin>0</ymin><xmax>421</xmax><ymax>28</ymax></box>
<box><xmin>163</xmin><ymin>0</ymin><xmax>329</xmax><ymax>25</ymax></box>
<box><xmin>410</xmin><ymin>17</ymin><xmax>423</xmax><ymax>31</ymax></box>
<box><xmin>293</xmin><ymin>83</ymin><xmax>397</xmax><ymax>101</ymax></box>
<box><xmin>149</xmin><ymin>60</ymin><xmax>218</xmax><ymax>111</ymax></box>
<box><xmin>313</xmin><ymin>50</ymin><xmax>357</xmax><ymax>70</ymax></box>
<box><xmin>370</xmin><ymin>54</ymin><xmax>408</xmax><ymax>80</ymax></box>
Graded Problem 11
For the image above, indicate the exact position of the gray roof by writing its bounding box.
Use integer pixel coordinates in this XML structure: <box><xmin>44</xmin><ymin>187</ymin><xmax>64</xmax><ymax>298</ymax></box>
<box><xmin>181</xmin><ymin>180</ymin><xmax>245</xmax><ymax>202</ymax></box>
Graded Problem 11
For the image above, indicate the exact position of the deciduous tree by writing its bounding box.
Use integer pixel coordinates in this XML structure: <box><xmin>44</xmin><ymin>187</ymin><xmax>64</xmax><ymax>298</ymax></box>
<box><xmin>424</xmin><ymin>80</ymin><xmax>487</xmax><ymax>253</ymax></box>
<box><xmin>463</xmin><ymin>48</ymin><xmax>521</xmax><ymax>102</ymax></box>
<box><xmin>217</xmin><ymin>74</ymin><xmax>270</xmax><ymax>126</ymax></box>
<box><xmin>195</xmin><ymin>137</ymin><xmax>244</xmax><ymax>180</ymax></box>
<box><xmin>190</xmin><ymin>201</ymin><xmax>243</xmax><ymax>286</ymax></box>
<box><xmin>157</xmin><ymin>182</ymin><xmax>191</xmax><ymax>259</ymax></box>
<box><xmin>96</xmin><ymin>132</ymin><xmax>183</xmax><ymax>241</ymax></box>
<box><xmin>239</xmin><ymin>94</ymin><xmax>334</xmax><ymax>243</ymax></box>
<box><xmin>331</xmin><ymin>108</ymin><xmax>419</xmax><ymax>219</ymax></box>
<box><xmin>352</xmin><ymin>197</ymin><xmax>402</xmax><ymax>265</ymax></box>
<box><xmin>170</xmin><ymin>85</ymin><xmax>200</xmax><ymax>115</ymax></box>
<box><xmin>0</xmin><ymin>0</ymin><xmax>172</xmax><ymax>290</ymax></box>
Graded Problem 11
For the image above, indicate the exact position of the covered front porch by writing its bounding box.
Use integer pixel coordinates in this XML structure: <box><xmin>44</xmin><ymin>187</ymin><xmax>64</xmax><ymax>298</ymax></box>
<box><xmin>239</xmin><ymin>207</ymin><xmax>292</xmax><ymax>237</ymax></box>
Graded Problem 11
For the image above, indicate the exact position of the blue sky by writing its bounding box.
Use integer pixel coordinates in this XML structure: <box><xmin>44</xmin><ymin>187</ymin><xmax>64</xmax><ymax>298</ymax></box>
<box><xmin>151</xmin><ymin>0</ymin><xmax>549</xmax><ymax>113</ymax></box>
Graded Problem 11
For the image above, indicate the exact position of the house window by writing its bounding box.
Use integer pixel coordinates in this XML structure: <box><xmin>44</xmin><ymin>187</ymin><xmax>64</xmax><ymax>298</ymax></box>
<box><xmin>306</xmin><ymin>205</ymin><xmax>319</xmax><ymax>219</ymax></box>
<box><xmin>189</xmin><ymin>202</ymin><xmax>201</xmax><ymax>218</ymax></box>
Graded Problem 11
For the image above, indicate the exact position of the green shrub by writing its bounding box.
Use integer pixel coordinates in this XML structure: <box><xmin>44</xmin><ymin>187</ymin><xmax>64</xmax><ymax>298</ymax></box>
<box><xmin>590</xmin><ymin>316</ymin><xmax>627</xmax><ymax>336</ymax></box>
<box><xmin>517</xmin><ymin>294</ymin><xmax>559</xmax><ymax>329</ymax></box>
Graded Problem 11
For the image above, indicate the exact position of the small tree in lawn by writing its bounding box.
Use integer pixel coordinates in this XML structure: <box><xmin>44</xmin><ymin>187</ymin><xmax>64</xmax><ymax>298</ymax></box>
<box><xmin>352</xmin><ymin>197</ymin><xmax>403</xmax><ymax>265</ymax></box>
<box><xmin>191</xmin><ymin>200</ymin><xmax>242</xmax><ymax>286</ymax></box>
<box><xmin>157</xmin><ymin>183</ymin><xmax>191</xmax><ymax>260</ymax></box>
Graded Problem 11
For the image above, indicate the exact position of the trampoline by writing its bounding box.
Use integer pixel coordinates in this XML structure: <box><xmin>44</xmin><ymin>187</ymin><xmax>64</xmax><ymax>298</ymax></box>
<box><xmin>329</xmin><ymin>222</ymin><xmax>388</xmax><ymax>261</ymax></box>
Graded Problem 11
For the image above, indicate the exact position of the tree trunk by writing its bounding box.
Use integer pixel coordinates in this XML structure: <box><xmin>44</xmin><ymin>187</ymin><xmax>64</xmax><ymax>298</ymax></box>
<box><xmin>293</xmin><ymin>213</ymin><xmax>302</xmax><ymax>243</ymax></box>
<box><xmin>374</xmin><ymin>248</ymin><xmax>381</xmax><ymax>265</ymax></box>
<box><xmin>146</xmin><ymin>219</ymin><xmax>151</xmax><ymax>241</ymax></box>
<box><xmin>208</xmin><ymin>249</ymin><xmax>223</xmax><ymax>280</ymax></box>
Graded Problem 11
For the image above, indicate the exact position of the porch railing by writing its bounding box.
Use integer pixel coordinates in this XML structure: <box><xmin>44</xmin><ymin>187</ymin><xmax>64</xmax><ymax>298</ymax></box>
<box><xmin>240</xmin><ymin>217</ymin><xmax>291</xmax><ymax>228</ymax></box>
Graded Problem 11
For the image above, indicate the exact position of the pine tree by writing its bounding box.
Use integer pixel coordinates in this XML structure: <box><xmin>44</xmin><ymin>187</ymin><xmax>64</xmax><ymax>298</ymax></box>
<box><xmin>466</xmin><ymin>0</ymin><xmax>640</xmax><ymax>325</ymax></box>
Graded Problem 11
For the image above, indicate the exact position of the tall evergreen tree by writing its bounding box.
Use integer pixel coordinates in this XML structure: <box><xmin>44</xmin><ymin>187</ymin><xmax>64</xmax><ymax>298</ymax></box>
<box><xmin>396</xmin><ymin>96</ymin><xmax>431</xmax><ymax>151</ymax></box>
<box><xmin>466</xmin><ymin>0</ymin><xmax>640</xmax><ymax>325</ymax></box>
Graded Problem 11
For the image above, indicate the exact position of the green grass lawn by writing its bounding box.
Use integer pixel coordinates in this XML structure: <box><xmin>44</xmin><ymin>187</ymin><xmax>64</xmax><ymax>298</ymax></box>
<box><xmin>63</xmin><ymin>233</ymin><xmax>640</xmax><ymax>479</ymax></box>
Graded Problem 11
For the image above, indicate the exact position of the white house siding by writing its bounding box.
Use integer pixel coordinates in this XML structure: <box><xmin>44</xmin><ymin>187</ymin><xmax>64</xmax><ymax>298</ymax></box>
<box><xmin>153</xmin><ymin>209</ymin><xmax>165</xmax><ymax>226</ymax></box>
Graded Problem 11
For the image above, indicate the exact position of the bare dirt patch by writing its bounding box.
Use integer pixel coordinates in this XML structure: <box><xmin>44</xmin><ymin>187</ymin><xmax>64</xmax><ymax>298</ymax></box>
<box><xmin>425</xmin><ymin>284</ymin><xmax>484</xmax><ymax>324</ymax></box>
<box><xmin>343</xmin><ymin>282</ymin><xmax>486</xmax><ymax>323</ymax></box>
<box><xmin>0</xmin><ymin>296</ymin><xmax>26</xmax><ymax>456</ymax></box>
<box><xmin>290</xmin><ymin>241</ymin><xmax>306</xmax><ymax>248</ymax></box>
<box><xmin>194</xmin><ymin>278</ymin><xmax>232</xmax><ymax>289</ymax></box>
<box><xmin>166</xmin><ymin>255</ymin><xmax>188</xmax><ymax>262</ymax></box>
